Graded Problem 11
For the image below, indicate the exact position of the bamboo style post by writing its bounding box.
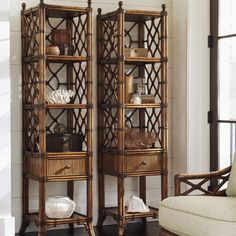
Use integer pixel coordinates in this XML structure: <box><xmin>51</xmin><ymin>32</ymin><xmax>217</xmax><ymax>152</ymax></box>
<box><xmin>96</xmin><ymin>7</ymin><xmax>106</xmax><ymax>228</ymax></box>
<box><xmin>19</xmin><ymin>3</ymin><xmax>30</xmax><ymax>234</ymax></box>
<box><xmin>86</xmin><ymin>1</ymin><xmax>95</xmax><ymax>235</ymax></box>
<box><xmin>117</xmin><ymin>1</ymin><xmax>126</xmax><ymax>235</ymax></box>
<box><xmin>38</xmin><ymin>1</ymin><xmax>47</xmax><ymax>235</ymax></box>
<box><xmin>161</xmin><ymin>4</ymin><xmax>168</xmax><ymax>200</ymax></box>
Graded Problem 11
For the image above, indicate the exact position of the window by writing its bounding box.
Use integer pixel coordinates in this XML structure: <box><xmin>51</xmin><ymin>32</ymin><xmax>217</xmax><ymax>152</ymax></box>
<box><xmin>210</xmin><ymin>0</ymin><xmax>236</xmax><ymax>171</ymax></box>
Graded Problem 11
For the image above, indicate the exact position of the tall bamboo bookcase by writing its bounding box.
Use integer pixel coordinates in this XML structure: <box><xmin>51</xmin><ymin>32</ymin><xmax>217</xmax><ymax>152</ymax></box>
<box><xmin>20</xmin><ymin>1</ymin><xmax>94</xmax><ymax>235</ymax></box>
<box><xmin>97</xmin><ymin>2</ymin><xmax>168</xmax><ymax>235</ymax></box>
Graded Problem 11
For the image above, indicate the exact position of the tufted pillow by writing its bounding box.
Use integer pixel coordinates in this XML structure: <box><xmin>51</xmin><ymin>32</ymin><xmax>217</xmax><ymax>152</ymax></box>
<box><xmin>226</xmin><ymin>152</ymin><xmax>236</xmax><ymax>196</ymax></box>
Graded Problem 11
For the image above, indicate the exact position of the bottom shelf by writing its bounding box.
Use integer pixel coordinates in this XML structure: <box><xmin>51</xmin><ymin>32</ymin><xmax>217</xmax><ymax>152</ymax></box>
<box><xmin>27</xmin><ymin>211</ymin><xmax>88</xmax><ymax>228</ymax></box>
<box><xmin>103</xmin><ymin>206</ymin><xmax>159</xmax><ymax>220</ymax></box>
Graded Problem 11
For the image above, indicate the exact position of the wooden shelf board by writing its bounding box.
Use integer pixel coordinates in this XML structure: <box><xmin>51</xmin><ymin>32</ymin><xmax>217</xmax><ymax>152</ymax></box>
<box><xmin>46</xmin><ymin>104</ymin><xmax>87</xmax><ymax>109</ymax></box>
<box><xmin>124</xmin><ymin>148</ymin><xmax>163</xmax><ymax>154</ymax></box>
<box><xmin>104</xmin><ymin>206</ymin><xmax>159</xmax><ymax>219</ymax></box>
<box><xmin>125</xmin><ymin>10</ymin><xmax>162</xmax><ymax>22</ymax></box>
<box><xmin>125</xmin><ymin>103</ymin><xmax>162</xmax><ymax>108</ymax></box>
<box><xmin>125</xmin><ymin>57</ymin><xmax>163</xmax><ymax>64</ymax></box>
<box><xmin>45</xmin><ymin>5</ymin><xmax>87</xmax><ymax>18</ymax></box>
<box><xmin>27</xmin><ymin>211</ymin><xmax>88</xmax><ymax>227</ymax></box>
<box><xmin>100</xmin><ymin>57</ymin><xmax>164</xmax><ymax>65</ymax></box>
<box><xmin>101</xmin><ymin>148</ymin><xmax>164</xmax><ymax>154</ymax></box>
<box><xmin>46</xmin><ymin>55</ymin><xmax>87</xmax><ymax>63</ymax></box>
<box><xmin>99</xmin><ymin>103</ymin><xmax>163</xmax><ymax>109</ymax></box>
<box><xmin>46</xmin><ymin>151</ymin><xmax>88</xmax><ymax>158</ymax></box>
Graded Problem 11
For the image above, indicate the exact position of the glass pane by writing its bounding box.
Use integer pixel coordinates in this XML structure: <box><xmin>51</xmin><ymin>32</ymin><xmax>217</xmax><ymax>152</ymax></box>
<box><xmin>219</xmin><ymin>0</ymin><xmax>236</xmax><ymax>36</ymax></box>
<box><xmin>219</xmin><ymin>123</ymin><xmax>235</xmax><ymax>169</ymax></box>
<box><xmin>218</xmin><ymin>37</ymin><xmax>236</xmax><ymax>120</ymax></box>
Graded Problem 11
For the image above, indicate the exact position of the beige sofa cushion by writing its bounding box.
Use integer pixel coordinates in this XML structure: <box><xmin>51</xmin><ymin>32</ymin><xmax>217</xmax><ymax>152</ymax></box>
<box><xmin>226</xmin><ymin>153</ymin><xmax>236</xmax><ymax>196</ymax></box>
<box><xmin>159</xmin><ymin>196</ymin><xmax>236</xmax><ymax>236</ymax></box>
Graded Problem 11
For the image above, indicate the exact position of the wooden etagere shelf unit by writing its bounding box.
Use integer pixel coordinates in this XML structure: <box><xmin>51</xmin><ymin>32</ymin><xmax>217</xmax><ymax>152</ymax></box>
<box><xmin>97</xmin><ymin>2</ymin><xmax>168</xmax><ymax>236</ymax></box>
<box><xmin>20</xmin><ymin>1</ymin><xmax>94</xmax><ymax>235</ymax></box>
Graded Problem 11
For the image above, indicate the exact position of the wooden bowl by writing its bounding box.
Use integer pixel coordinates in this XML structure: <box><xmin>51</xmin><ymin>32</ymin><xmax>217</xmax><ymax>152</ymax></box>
<box><xmin>46</xmin><ymin>45</ymin><xmax>60</xmax><ymax>55</ymax></box>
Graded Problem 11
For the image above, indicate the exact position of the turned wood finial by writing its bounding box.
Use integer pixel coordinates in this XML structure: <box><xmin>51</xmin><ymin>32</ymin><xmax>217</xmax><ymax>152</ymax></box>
<box><xmin>162</xmin><ymin>4</ymin><xmax>166</xmax><ymax>11</ymax></box>
<box><xmin>88</xmin><ymin>0</ymin><xmax>92</xmax><ymax>8</ymax></box>
<box><xmin>40</xmin><ymin>0</ymin><xmax>44</xmax><ymax>4</ymax></box>
<box><xmin>22</xmin><ymin>3</ymin><xmax>26</xmax><ymax>11</ymax></box>
<box><xmin>97</xmin><ymin>8</ymin><xmax>102</xmax><ymax>15</ymax></box>
<box><xmin>118</xmin><ymin>1</ymin><xmax>123</xmax><ymax>9</ymax></box>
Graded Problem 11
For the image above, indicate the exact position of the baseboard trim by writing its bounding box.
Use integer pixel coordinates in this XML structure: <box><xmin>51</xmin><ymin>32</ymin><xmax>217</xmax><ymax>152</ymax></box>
<box><xmin>0</xmin><ymin>216</ymin><xmax>15</xmax><ymax>236</ymax></box>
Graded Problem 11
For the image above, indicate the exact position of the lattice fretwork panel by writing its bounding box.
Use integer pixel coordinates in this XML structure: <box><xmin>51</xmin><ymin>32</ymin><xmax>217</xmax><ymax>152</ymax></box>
<box><xmin>71</xmin><ymin>14</ymin><xmax>88</xmax><ymax>56</ymax></box>
<box><xmin>101</xmin><ymin>108</ymin><xmax>118</xmax><ymax>149</ymax></box>
<box><xmin>101</xmin><ymin>18</ymin><xmax>119</xmax><ymax>59</ymax></box>
<box><xmin>24</xmin><ymin>109</ymin><xmax>40</xmax><ymax>152</ymax></box>
<box><xmin>144</xmin><ymin>63</ymin><xmax>163</xmax><ymax>104</ymax></box>
<box><xmin>46</xmin><ymin>63</ymin><xmax>67</xmax><ymax>92</ymax></box>
<box><xmin>24</xmin><ymin>62</ymin><xmax>40</xmax><ymax>105</ymax></box>
<box><xmin>101</xmin><ymin>64</ymin><xmax>118</xmax><ymax>104</ymax></box>
<box><xmin>125</xmin><ymin>108</ymin><xmax>162</xmax><ymax>149</ymax></box>
<box><xmin>125</xmin><ymin>63</ymin><xmax>164</xmax><ymax>104</ymax></box>
<box><xmin>144</xmin><ymin>18</ymin><xmax>163</xmax><ymax>58</ymax></box>
<box><xmin>46</xmin><ymin>109</ymin><xmax>68</xmax><ymax>134</ymax></box>
<box><xmin>72</xmin><ymin>62</ymin><xmax>87</xmax><ymax>104</ymax></box>
<box><xmin>125</xmin><ymin>22</ymin><xmax>139</xmax><ymax>49</ymax></box>
<box><xmin>46</xmin><ymin>108</ymin><xmax>88</xmax><ymax>151</ymax></box>
<box><xmin>22</xmin><ymin>9</ymin><xmax>40</xmax><ymax>57</ymax></box>
<box><xmin>46</xmin><ymin>17</ymin><xmax>66</xmax><ymax>45</ymax></box>
<box><xmin>46</xmin><ymin>62</ymin><xmax>87</xmax><ymax>104</ymax></box>
<box><xmin>72</xmin><ymin>109</ymin><xmax>88</xmax><ymax>151</ymax></box>
<box><xmin>46</xmin><ymin>14</ymin><xmax>88</xmax><ymax>56</ymax></box>
<box><xmin>145</xmin><ymin>108</ymin><xmax>162</xmax><ymax>148</ymax></box>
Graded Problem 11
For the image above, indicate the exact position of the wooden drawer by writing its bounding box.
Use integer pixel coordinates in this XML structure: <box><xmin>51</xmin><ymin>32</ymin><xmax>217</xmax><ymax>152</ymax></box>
<box><xmin>124</xmin><ymin>153</ymin><xmax>162</xmax><ymax>173</ymax></box>
<box><xmin>47</xmin><ymin>158</ymin><xmax>86</xmax><ymax>178</ymax></box>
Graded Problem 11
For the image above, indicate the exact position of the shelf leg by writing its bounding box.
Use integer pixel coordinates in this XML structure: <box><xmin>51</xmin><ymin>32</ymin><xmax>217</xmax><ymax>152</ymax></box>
<box><xmin>19</xmin><ymin>174</ymin><xmax>29</xmax><ymax>235</ymax></box>
<box><xmin>67</xmin><ymin>181</ymin><xmax>74</xmax><ymax>234</ymax></box>
<box><xmin>97</xmin><ymin>173</ymin><xmax>106</xmax><ymax>227</ymax></box>
<box><xmin>19</xmin><ymin>217</ymin><xmax>29</xmax><ymax>235</ymax></box>
<box><xmin>118</xmin><ymin>222</ymin><xmax>125</xmax><ymax>236</ymax></box>
<box><xmin>38</xmin><ymin>225</ymin><xmax>47</xmax><ymax>236</ymax></box>
<box><xmin>139</xmin><ymin>176</ymin><xmax>147</xmax><ymax>223</ymax></box>
<box><xmin>87</xmin><ymin>222</ymin><xmax>95</xmax><ymax>236</ymax></box>
<box><xmin>38</xmin><ymin>181</ymin><xmax>47</xmax><ymax>236</ymax></box>
<box><xmin>118</xmin><ymin>177</ymin><xmax>126</xmax><ymax>236</ymax></box>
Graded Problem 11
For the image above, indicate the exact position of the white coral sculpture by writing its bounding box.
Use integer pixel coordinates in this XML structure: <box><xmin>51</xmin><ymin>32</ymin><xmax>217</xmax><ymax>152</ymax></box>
<box><xmin>46</xmin><ymin>89</ymin><xmax>75</xmax><ymax>104</ymax></box>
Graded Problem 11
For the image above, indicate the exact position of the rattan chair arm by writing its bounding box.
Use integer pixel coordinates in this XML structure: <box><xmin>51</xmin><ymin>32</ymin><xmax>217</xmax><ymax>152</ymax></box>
<box><xmin>175</xmin><ymin>166</ymin><xmax>231</xmax><ymax>196</ymax></box>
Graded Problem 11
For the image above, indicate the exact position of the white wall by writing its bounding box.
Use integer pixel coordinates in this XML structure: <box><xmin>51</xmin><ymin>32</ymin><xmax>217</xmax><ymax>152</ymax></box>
<box><xmin>187</xmin><ymin>0</ymin><xmax>210</xmax><ymax>173</ymax></box>
<box><xmin>173</xmin><ymin>0</ymin><xmax>210</xmax><ymax>176</ymax></box>
<box><xmin>0</xmin><ymin>0</ymin><xmax>15</xmax><ymax>234</ymax></box>
<box><xmin>10</xmin><ymin>0</ymin><xmax>174</xmax><ymax>233</ymax></box>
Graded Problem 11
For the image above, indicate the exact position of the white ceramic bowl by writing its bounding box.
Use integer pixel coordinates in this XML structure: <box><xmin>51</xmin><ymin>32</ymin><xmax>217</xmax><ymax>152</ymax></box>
<box><xmin>46</xmin><ymin>196</ymin><xmax>75</xmax><ymax>219</ymax></box>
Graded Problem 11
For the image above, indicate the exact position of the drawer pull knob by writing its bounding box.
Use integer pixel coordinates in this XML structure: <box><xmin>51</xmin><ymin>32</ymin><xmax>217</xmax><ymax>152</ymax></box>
<box><xmin>66</xmin><ymin>164</ymin><xmax>71</xmax><ymax>169</ymax></box>
<box><xmin>141</xmin><ymin>161</ymin><xmax>146</xmax><ymax>165</ymax></box>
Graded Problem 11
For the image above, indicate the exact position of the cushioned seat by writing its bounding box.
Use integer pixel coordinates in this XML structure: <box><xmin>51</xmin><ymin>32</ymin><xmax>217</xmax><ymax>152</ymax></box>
<box><xmin>159</xmin><ymin>196</ymin><xmax>236</xmax><ymax>236</ymax></box>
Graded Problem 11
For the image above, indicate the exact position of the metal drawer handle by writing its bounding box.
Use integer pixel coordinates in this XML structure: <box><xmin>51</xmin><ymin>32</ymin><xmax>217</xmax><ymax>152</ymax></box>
<box><xmin>66</xmin><ymin>164</ymin><xmax>71</xmax><ymax>169</ymax></box>
<box><xmin>141</xmin><ymin>160</ymin><xmax>146</xmax><ymax>165</ymax></box>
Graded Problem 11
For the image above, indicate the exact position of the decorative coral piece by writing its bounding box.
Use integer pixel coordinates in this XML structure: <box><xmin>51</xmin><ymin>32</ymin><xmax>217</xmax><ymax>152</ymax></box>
<box><xmin>45</xmin><ymin>89</ymin><xmax>75</xmax><ymax>104</ymax></box>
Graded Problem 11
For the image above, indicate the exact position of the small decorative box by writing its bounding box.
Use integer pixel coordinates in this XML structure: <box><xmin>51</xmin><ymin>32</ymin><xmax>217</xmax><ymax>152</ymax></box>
<box><xmin>125</xmin><ymin>48</ymin><xmax>149</xmax><ymax>57</ymax></box>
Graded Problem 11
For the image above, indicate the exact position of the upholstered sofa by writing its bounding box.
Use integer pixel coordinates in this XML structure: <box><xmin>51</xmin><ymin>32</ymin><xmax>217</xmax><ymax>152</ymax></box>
<box><xmin>159</xmin><ymin>163</ymin><xmax>236</xmax><ymax>236</ymax></box>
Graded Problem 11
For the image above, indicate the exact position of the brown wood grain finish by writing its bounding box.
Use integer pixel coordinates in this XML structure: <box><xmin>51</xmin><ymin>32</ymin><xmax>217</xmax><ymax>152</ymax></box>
<box><xmin>97</xmin><ymin>2</ymin><xmax>168</xmax><ymax>235</ymax></box>
<box><xmin>46</xmin><ymin>158</ymin><xmax>86</xmax><ymax>177</ymax></box>
<box><xmin>20</xmin><ymin>1</ymin><xmax>94</xmax><ymax>235</ymax></box>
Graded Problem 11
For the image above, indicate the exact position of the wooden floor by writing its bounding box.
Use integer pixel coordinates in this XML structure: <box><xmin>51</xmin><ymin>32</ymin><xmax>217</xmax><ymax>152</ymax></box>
<box><xmin>17</xmin><ymin>222</ymin><xmax>160</xmax><ymax>236</ymax></box>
